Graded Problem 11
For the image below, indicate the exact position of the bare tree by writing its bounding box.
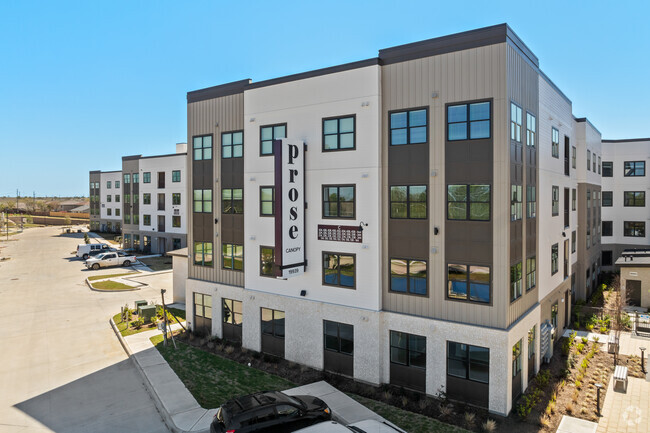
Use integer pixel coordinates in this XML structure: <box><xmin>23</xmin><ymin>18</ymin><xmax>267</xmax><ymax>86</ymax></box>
<box><xmin>611</xmin><ymin>274</ymin><xmax>627</xmax><ymax>366</ymax></box>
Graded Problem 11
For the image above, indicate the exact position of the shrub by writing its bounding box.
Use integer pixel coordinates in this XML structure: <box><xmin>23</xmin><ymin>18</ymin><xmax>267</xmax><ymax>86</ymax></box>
<box><xmin>418</xmin><ymin>399</ymin><xmax>428</xmax><ymax>410</ymax></box>
<box><xmin>150</xmin><ymin>316</ymin><xmax>158</xmax><ymax>325</ymax></box>
<box><xmin>439</xmin><ymin>403</ymin><xmax>453</xmax><ymax>418</ymax></box>
<box><xmin>83</xmin><ymin>233</ymin><xmax>90</xmax><ymax>244</ymax></box>
<box><xmin>383</xmin><ymin>391</ymin><xmax>392</xmax><ymax>401</ymax></box>
<box><xmin>575</xmin><ymin>379</ymin><xmax>582</xmax><ymax>389</ymax></box>
<box><xmin>463</xmin><ymin>412</ymin><xmax>476</xmax><ymax>428</ymax></box>
<box><xmin>621</xmin><ymin>313</ymin><xmax>632</xmax><ymax>329</ymax></box>
<box><xmin>566</xmin><ymin>401</ymin><xmax>574</xmax><ymax>414</ymax></box>
<box><xmin>599</xmin><ymin>326</ymin><xmax>608</xmax><ymax>334</ymax></box>
<box><xmin>537</xmin><ymin>369</ymin><xmax>551</xmax><ymax>387</ymax></box>
<box><xmin>401</xmin><ymin>396</ymin><xmax>409</xmax><ymax>408</ymax></box>
<box><xmin>517</xmin><ymin>388</ymin><xmax>543</xmax><ymax>419</ymax></box>
<box><xmin>592</xmin><ymin>335</ymin><xmax>600</xmax><ymax>343</ymax></box>
<box><xmin>586</xmin><ymin>324</ymin><xmax>594</xmax><ymax>331</ymax></box>
<box><xmin>571</xmin><ymin>389</ymin><xmax>579</xmax><ymax>403</ymax></box>
<box><xmin>577</xmin><ymin>343</ymin><xmax>585</xmax><ymax>353</ymax></box>
<box><xmin>482</xmin><ymin>419</ymin><xmax>497</xmax><ymax>433</ymax></box>
<box><xmin>539</xmin><ymin>415</ymin><xmax>551</xmax><ymax>428</ymax></box>
<box><xmin>581</xmin><ymin>336</ymin><xmax>589</xmax><ymax>345</ymax></box>
<box><xmin>562</xmin><ymin>338</ymin><xmax>572</xmax><ymax>356</ymax></box>
<box><xmin>225</xmin><ymin>345</ymin><xmax>235</xmax><ymax>355</ymax></box>
<box><xmin>133</xmin><ymin>318</ymin><xmax>144</xmax><ymax>329</ymax></box>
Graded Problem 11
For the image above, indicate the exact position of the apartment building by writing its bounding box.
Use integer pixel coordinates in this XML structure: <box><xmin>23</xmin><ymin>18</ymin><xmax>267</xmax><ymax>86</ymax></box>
<box><xmin>180</xmin><ymin>24</ymin><xmax>622</xmax><ymax>415</ymax></box>
<box><xmin>601</xmin><ymin>138</ymin><xmax>650</xmax><ymax>271</ymax></box>
<box><xmin>89</xmin><ymin>169</ymin><xmax>123</xmax><ymax>233</ymax></box>
<box><xmin>121</xmin><ymin>143</ymin><xmax>188</xmax><ymax>254</ymax></box>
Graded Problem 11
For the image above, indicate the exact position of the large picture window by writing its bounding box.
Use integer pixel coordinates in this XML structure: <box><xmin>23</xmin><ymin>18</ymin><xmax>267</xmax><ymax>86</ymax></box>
<box><xmin>222</xmin><ymin>188</ymin><xmax>243</xmax><ymax>214</ymax></box>
<box><xmin>222</xmin><ymin>131</ymin><xmax>243</xmax><ymax>158</ymax></box>
<box><xmin>390</xmin><ymin>185</ymin><xmax>427</xmax><ymax>219</ymax></box>
<box><xmin>193</xmin><ymin>135</ymin><xmax>212</xmax><ymax>160</ymax></box>
<box><xmin>324</xmin><ymin>321</ymin><xmax>353</xmax><ymax>355</ymax></box>
<box><xmin>194</xmin><ymin>242</ymin><xmax>213</xmax><ymax>267</ymax></box>
<box><xmin>323</xmin><ymin>115</ymin><xmax>355</xmax><ymax>151</ymax></box>
<box><xmin>624</xmin><ymin>221</ymin><xmax>646</xmax><ymax>237</ymax></box>
<box><xmin>390</xmin><ymin>108</ymin><xmax>427</xmax><ymax>145</ymax></box>
<box><xmin>390</xmin><ymin>259</ymin><xmax>427</xmax><ymax>295</ymax></box>
<box><xmin>447</xmin><ymin>101</ymin><xmax>490</xmax><ymax>141</ymax></box>
<box><xmin>323</xmin><ymin>185</ymin><xmax>355</xmax><ymax>219</ymax></box>
<box><xmin>390</xmin><ymin>331</ymin><xmax>425</xmax><ymax>369</ymax></box>
<box><xmin>447</xmin><ymin>342</ymin><xmax>489</xmax><ymax>384</ymax></box>
<box><xmin>624</xmin><ymin>161</ymin><xmax>645</xmax><ymax>177</ymax></box>
<box><xmin>222</xmin><ymin>243</ymin><xmax>243</xmax><ymax>270</ymax></box>
<box><xmin>193</xmin><ymin>189</ymin><xmax>212</xmax><ymax>213</ymax></box>
<box><xmin>260</xmin><ymin>124</ymin><xmax>286</xmax><ymax>156</ymax></box>
<box><xmin>447</xmin><ymin>184</ymin><xmax>490</xmax><ymax>221</ymax></box>
<box><xmin>323</xmin><ymin>253</ymin><xmax>355</xmax><ymax>288</ymax></box>
<box><xmin>624</xmin><ymin>191</ymin><xmax>645</xmax><ymax>207</ymax></box>
<box><xmin>447</xmin><ymin>264</ymin><xmax>490</xmax><ymax>303</ymax></box>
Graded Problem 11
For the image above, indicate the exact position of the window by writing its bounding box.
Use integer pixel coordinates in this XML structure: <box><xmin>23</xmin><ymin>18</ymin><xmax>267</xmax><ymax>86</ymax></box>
<box><xmin>260</xmin><ymin>124</ymin><xmax>286</xmax><ymax>156</ymax></box>
<box><xmin>143</xmin><ymin>172</ymin><xmax>151</xmax><ymax>183</ymax></box>
<box><xmin>133</xmin><ymin>173</ymin><xmax>139</xmax><ymax>184</ymax></box>
<box><xmin>390</xmin><ymin>331</ymin><xmax>425</xmax><ymax>369</ymax></box>
<box><xmin>510</xmin><ymin>262</ymin><xmax>522</xmax><ymax>301</ymax></box>
<box><xmin>323</xmin><ymin>253</ymin><xmax>355</xmax><ymax>289</ymax></box>
<box><xmin>571</xmin><ymin>231</ymin><xmax>576</xmax><ymax>253</ymax></box>
<box><xmin>526</xmin><ymin>256</ymin><xmax>536</xmax><ymax>291</ymax></box>
<box><xmin>323</xmin><ymin>185</ymin><xmax>355</xmax><ymax>218</ymax></box>
<box><xmin>571</xmin><ymin>146</ymin><xmax>576</xmax><ymax>168</ymax></box>
<box><xmin>323</xmin><ymin>115</ymin><xmax>355</xmax><ymax>151</ymax></box>
<box><xmin>143</xmin><ymin>193</ymin><xmax>151</xmax><ymax>205</ymax></box>
<box><xmin>624</xmin><ymin>161</ymin><xmax>645</xmax><ymax>176</ymax></box>
<box><xmin>447</xmin><ymin>264</ymin><xmax>490</xmax><ymax>303</ymax></box>
<box><xmin>390</xmin><ymin>185</ymin><xmax>427</xmax><ymax>219</ymax></box>
<box><xmin>115</xmin><ymin>208</ymin><xmax>120</xmax><ymax>217</ymax></box>
<box><xmin>511</xmin><ymin>185</ymin><xmax>522</xmax><ymax>221</ymax></box>
<box><xmin>526</xmin><ymin>186</ymin><xmax>536</xmax><ymax>218</ymax></box>
<box><xmin>599</xmin><ymin>191</ymin><xmax>612</xmax><ymax>208</ymax></box>
<box><xmin>551</xmin><ymin>127</ymin><xmax>559</xmax><ymax>158</ymax></box>
<box><xmin>512</xmin><ymin>340</ymin><xmax>522</xmax><ymax>377</ymax></box>
<box><xmin>158</xmin><ymin>193</ymin><xmax>165</xmax><ymax>211</ymax></box>
<box><xmin>593</xmin><ymin>156</ymin><xmax>597</xmax><ymax>172</ymax></box>
<box><xmin>260</xmin><ymin>187</ymin><xmax>275</xmax><ymax>216</ymax></box>
<box><xmin>510</xmin><ymin>103</ymin><xmax>522</xmax><ymax>142</ymax></box>
<box><xmin>391</xmin><ymin>108</ymin><xmax>427</xmax><ymax>145</ymax></box>
<box><xmin>172</xmin><ymin>170</ymin><xmax>181</xmax><ymax>182</ymax></box>
<box><xmin>172</xmin><ymin>193</ymin><xmax>181</xmax><ymax>205</ymax></box>
<box><xmin>602</xmin><ymin>221</ymin><xmax>613</xmax><ymax>236</ymax></box>
<box><xmin>447</xmin><ymin>101</ymin><xmax>490</xmax><ymax>140</ymax></box>
<box><xmin>624</xmin><ymin>221</ymin><xmax>645</xmax><ymax>237</ymax></box>
<box><xmin>143</xmin><ymin>214</ymin><xmax>151</xmax><ymax>226</ymax></box>
<box><xmin>602</xmin><ymin>251</ymin><xmax>613</xmax><ymax>266</ymax></box>
<box><xmin>124</xmin><ymin>214</ymin><xmax>130</xmax><ymax>224</ymax></box>
<box><xmin>572</xmin><ymin>188</ymin><xmax>576</xmax><ymax>211</ymax></box>
<box><xmin>526</xmin><ymin>112</ymin><xmax>536</xmax><ymax>147</ymax></box>
<box><xmin>125</xmin><ymin>194</ymin><xmax>131</xmax><ymax>204</ymax></box>
<box><xmin>222</xmin><ymin>243</ymin><xmax>243</xmax><ymax>270</ymax></box>
<box><xmin>587</xmin><ymin>150</ymin><xmax>591</xmax><ymax>171</ymax></box>
<box><xmin>193</xmin><ymin>135</ymin><xmax>212</xmax><ymax>160</ymax></box>
<box><xmin>390</xmin><ymin>259</ymin><xmax>427</xmax><ymax>295</ymax></box>
<box><xmin>447</xmin><ymin>342</ymin><xmax>489</xmax><ymax>384</ymax></box>
<box><xmin>551</xmin><ymin>302</ymin><xmax>558</xmax><ymax>329</ymax></box>
<box><xmin>587</xmin><ymin>222</ymin><xmax>591</xmax><ymax>248</ymax></box>
<box><xmin>107</xmin><ymin>195</ymin><xmax>112</xmax><ymax>203</ymax></box>
<box><xmin>115</xmin><ymin>180</ymin><xmax>120</xmax><ymax>188</ymax></box>
<box><xmin>261</xmin><ymin>308</ymin><xmax>285</xmax><ymax>338</ymax></box>
<box><xmin>194</xmin><ymin>242</ymin><xmax>213</xmax><ymax>267</ymax></box>
<box><xmin>624</xmin><ymin>191</ymin><xmax>645</xmax><ymax>207</ymax></box>
<box><xmin>222</xmin><ymin>188</ymin><xmax>243</xmax><ymax>214</ymax></box>
<box><xmin>602</xmin><ymin>161</ymin><xmax>613</xmax><ymax>177</ymax></box>
<box><xmin>528</xmin><ymin>326</ymin><xmax>536</xmax><ymax>359</ymax></box>
<box><xmin>551</xmin><ymin>244</ymin><xmax>558</xmax><ymax>275</ymax></box>
<box><xmin>172</xmin><ymin>216</ymin><xmax>181</xmax><ymax>228</ymax></box>
<box><xmin>598</xmin><ymin>156</ymin><xmax>601</xmax><ymax>174</ymax></box>
<box><xmin>260</xmin><ymin>246</ymin><xmax>275</xmax><ymax>277</ymax></box>
<box><xmin>133</xmin><ymin>214</ymin><xmax>139</xmax><ymax>225</ymax></box>
<box><xmin>193</xmin><ymin>189</ymin><xmax>212</xmax><ymax>213</ymax></box>
<box><xmin>124</xmin><ymin>173</ymin><xmax>130</xmax><ymax>184</ymax></box>
<box><xmin>173</xmin><ymin>238</ymin><xmax>181</xmax><ymax>250</ymax></box>
<box><xmin>552</xmin><ymin>186</ymin><xmax>559</xmax><ymax>216</ymax></box>
<box><xmin>158</xmin><ymin>172</ymin><xmax>165</xmax><ymax>189</ymax></box>
<box><xmin>194</xmin><ymin>293</ymin><xmax>212</xmax><ymax>320</ymax></box>
<box><xmin>324</xmin><ymin>321</ymin><xmax>353</xmax><ymax>355</ymax></box>
<box><xmin>107</xmin><ymin>208</ymin><xmax>112</xmax><ymax>216</ymax></box>
<box><xmin>106</xmin><ymin>181</ymin><xmax>111</xmax><ymax>189</ymax></box>
<box><xmin>133</xmin><ymin>234</ymin><xmax>139</xmax><ymax>249</ymax></box>
<box><xmin>223</xmin><ymin>299</ymin><xmax>242</xmax><ymax>326</ymax></box>
<box><xmin>222</xmin><ymin>131</ymin><xmax>243</xmax><ymax>158</ymax></box>
<box><xmin>586</xmin><ymin>189</ymin><xmax>591</xmax><ymax>208</ymax></box>
<box><xmin>447</xmin><ymin>184</ymin><xmax>490</xmax><ymax>221</ymax></box>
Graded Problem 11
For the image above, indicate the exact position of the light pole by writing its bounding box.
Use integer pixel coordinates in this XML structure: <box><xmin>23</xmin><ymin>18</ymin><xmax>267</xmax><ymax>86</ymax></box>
<box><xmin>640</xmin><ymin>347</ymin><xmax>646</xmax><ymax>374</ymax></box>
<box><xmin>595</xmin><ymin>383</ymin><xmax>603</xmax><ymax>417</ymax></box>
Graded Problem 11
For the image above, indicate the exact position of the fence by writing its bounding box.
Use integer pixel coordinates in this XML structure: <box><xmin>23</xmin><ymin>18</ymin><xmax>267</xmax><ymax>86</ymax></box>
<box><xmin>50</xmin><ymin>211</ymin><xmax>90</xmax><ymax>218</ymax></box>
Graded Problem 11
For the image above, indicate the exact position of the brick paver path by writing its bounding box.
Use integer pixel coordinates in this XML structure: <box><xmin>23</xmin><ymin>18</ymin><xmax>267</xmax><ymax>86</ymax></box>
<box><xmin>597</xmin><ymin>376</ymin><xmax>650</xmax><ymax>433</ymax></box>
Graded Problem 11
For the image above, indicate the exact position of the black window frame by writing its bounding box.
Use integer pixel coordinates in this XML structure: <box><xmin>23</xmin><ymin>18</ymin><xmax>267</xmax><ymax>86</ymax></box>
<box><xmin>447</xmin><ymin>263</ymin><xmax>491</xmax><ymax>304</ymax></box>
<box><xmin>260</xmin><ymin>246</ymin><xmax>275</xmax><ymax>277</ymax></box>
<box><xmin>526</xmin><ymin>112</ymin><xmax>536</xmax><ymax>147</ymax></box>
<box><xmin>446</xmin><ymin>341</ymin><xmax>489</xmax><ymax>384</ymax></box>
<box><xmin>389</xmin><ymin>258</ymin><xmax>428</xmax><ymax>296</ymax></box>
<box><xmin>143</xmin><ymin>193</ymin><xmax>151</xmax><ymax>205</ymax></box>
<box><xmin>511</xmin><ymin>184</ymin><xmax>522</xmax><ymax>221</ymax></box>
<box><xmin>322</xmin><ymin>114</ymin><xmax>356</xmax><ymax>152</ymax></box>
<box><xmin>624</xmin><ymin>161</ymin><xmax>645</xmax><ymax>177</ymax></box>
<box><xmin>193</xmin><ymin>241</ymin><xmax>213</xmax><ymax>267</ymax></box>
<box><xmin>260</xmin><ymin>186</ymin><xmax>275</xmax><ymax>217</ymax></box>
<box><xmin>602</xmin><ymin>221</ymin><xmax>613</xmax><ymax>237</ymax></box>
<box><xmin>222</xmin><ymin>298</ymin><xmax>242</xmax><ymax>326</ymax></box>
<box><xmin>172</xmin><ymin>193</ymin><xmax>181</xmax><ymax>205</ymax></box>
<box><xmin>221</xmin><ymin>188</ymin><xmax>243</xmax><ymax>214</ymax></box>
<box><xmin>624</xmin><ymin>221</ymin><xmax>645</xmax><ymax>237</ymax></box>
<box><xmin>260</xmin><ymin>123</ymin><xmax>287</xmax><ymax>156</ymax></box>
<box><xmin>552</xmin><ymin>186</ymin><xmax>559</xmax><ymax>216</ymax></box>
<box><xmin>324</xmin><ymin>320</ymin><xmax>353</xmax><ymax>355</ymax></box>
<box><xmin>390</xmin><ymin>107</ymin><xmax>429</xmax><ymax>146</ymax></box>
<box><xmin>446</xmin><ymin>100</ymin><xmax>492</xmax><ymax>141</ymax></box>
<box><xmin>193</xmin><ymin>134</ymin><xmax>213</xmax><ymax>161</ymax></box>
<box><xmin>222</xmin><ymin>130</ymin><xmax>244</xmax><ymax>159</ymax></box>
<box><xmin>446</xmin><ymin>184</ymin><xmax>491</xmax><ymax>221</ymax></box>
<box><xmin>322</xmin><ymin>252</ymin><xmax>356</xmax><ymax>289</ymax></box>
<box><xmin>602</xmin><ymin>161</ymin><xmax>613</xmax><ymax>177</ymax></box>
<box><xmin>624</xmin><ymin>191</ymin><xmax>645</xmax><ymax>207</ymax></box>
<box><xmin>172</xmin><ymin>215</ymin><xmax>181</xmax><ymax>228</ymax></box>
<box><xmin>526</xmin><ymin>185</ymin><xmax>536</xmax><ymax>218</ymax></box>
<box><xmin>526</xmin><ymin>256</ymin><xmax>536</xmax><ymax>292</ymax></box>
<box><xmin>602</xmin><ymin>191</ymin><xmax>613</xmax><ymax>207</ymax></box>
<box><xmin>143</xmin><ymin>214</ymin><xmax>151</xmax><ymax>226</ymax></box>
<box><xmin>510</xmin><ymin>261</ymin><xmax>523</xmax><ymax>302</ymax></box>
<box><xmin>172</xmin><ymin>170</ymin><xmax>181</xmax><ymax>182</ymax></box>
<box><xmin>390</xmin><ymin>330</ymin><xmax>426</xmax><ymax>369</ymax></box>
<box><xmin>261</xmin><ymin>308</ymin><xmax>285</xmax><ymax>338</ymax></box>
<box><xmin>551</xmin><ymin>243</ymin><xmax>559</xmax><ymax>275</ymax></box>
<box><xmin>143</xmin><ymin>172</ymin><xmax>151</xmax><ymax>183</ymax></box>
<box><xmin>390</xmin><ymin>185</ymin><xmax>428</xmax><ymax>219</ymax></box>
<box><xmin>193</xmin><ymin>189</ymin><xmax>212</xmax><ymax>213</ymax></box>
<box><xmin>222</xmin><ymin>243</ymin><xmax>244</xmax><ymax>271</ymax></box>
<box><xmin>322</xmin><ymin>184</ymin><xmax>356</xmax><ymax>219</ymax></box>
<box><xmin>551</xmin><ymin>127</ymin><xmax>559</xmax><ymax>158</ymax></box>
<box><xmin>510</xmin><ymin>102</ymin><xmax>522</xmax><ymax>142</ymax></box>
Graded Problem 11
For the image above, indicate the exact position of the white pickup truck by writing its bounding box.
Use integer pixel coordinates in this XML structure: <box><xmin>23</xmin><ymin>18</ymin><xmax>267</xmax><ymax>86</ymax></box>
<box><xmin>86</xmin><ymin>251</ymin><xmax>137</xmax><ymax>270</ymax></box>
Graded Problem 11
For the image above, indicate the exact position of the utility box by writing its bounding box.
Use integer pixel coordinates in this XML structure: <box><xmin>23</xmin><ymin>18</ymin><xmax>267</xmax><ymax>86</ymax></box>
<box><xmin>139</xmin><ymin>305</ymin><xmax>156</xmax><ymax>322</ymax></box>
<box><xmin>134</xmin><ymin>300</ymin><xmax>147</xmax><ymax>311</ymax></box>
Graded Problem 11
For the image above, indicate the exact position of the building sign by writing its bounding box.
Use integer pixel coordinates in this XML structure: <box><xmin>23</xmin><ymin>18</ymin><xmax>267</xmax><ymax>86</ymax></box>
<box><xmin>274</xmin><ymin>138</ymin><xmax>305</xmax><ymax>278</ymax></box>
<box><xmin>317</xmin><ymin>224</ymin><xmax>363</xmax><ymax>243</ymax></box>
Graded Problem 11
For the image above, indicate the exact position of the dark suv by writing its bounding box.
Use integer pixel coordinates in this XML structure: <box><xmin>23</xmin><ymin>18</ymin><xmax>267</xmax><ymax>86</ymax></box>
<box><xmin>211</xmin><ymin>391</ymin><xmax>331</xmax><ymax>433</ymax></box>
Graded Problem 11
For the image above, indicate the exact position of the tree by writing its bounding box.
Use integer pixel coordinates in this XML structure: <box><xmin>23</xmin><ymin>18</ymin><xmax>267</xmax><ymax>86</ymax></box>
<box><xmin>611</xmin><ymin>275</ymin><xmax>628</xmax><ymax>366</ymax></box>
<box><xmin>64</xmin><ymin>215</ymin><xmax>71</xmax><ymax>226</ymax></box>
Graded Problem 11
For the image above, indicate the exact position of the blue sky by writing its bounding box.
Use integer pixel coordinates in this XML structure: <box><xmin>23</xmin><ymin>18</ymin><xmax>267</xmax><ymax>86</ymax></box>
<box><xmin>0</xmin><ymin>1</ymin><xmax>647</xmax><ymax>197</ymax></box>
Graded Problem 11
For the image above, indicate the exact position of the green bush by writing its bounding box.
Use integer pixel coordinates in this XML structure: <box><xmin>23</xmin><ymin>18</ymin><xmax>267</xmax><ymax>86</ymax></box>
<box><xmin>517</xmin><ymin>388</ymin><xmax>543</xmax><ymax>419</ymax></box>
<box><xmin>586</xmin><ymin>324</ymin><xmax>594</xmax><ymax>331</ymax></box>
<box><xmin>132</xmin><ymin>318</ymin><xmax>144</xmax><ymax>329</ymax></box>
<box><xmin>576</xmin><ymin>343</ymin><xmax>585</xmax><ymax>353</ymax></box>
<box><xmin>581</xmin><ymin>337</ymin><xmax>588</xmax><ymax>345</ymax></box>
<box><xmin>536</xmin><ymin>369</ymin><xmax>551</xmax><ymax>387</ymax></box>
<box><xmin>621</xmin><ymin>313</ymin><xmax>632</xmax><ymax>329</ymax></box>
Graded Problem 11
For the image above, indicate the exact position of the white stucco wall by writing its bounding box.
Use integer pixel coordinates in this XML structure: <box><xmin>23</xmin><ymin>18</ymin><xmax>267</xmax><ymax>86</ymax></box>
<box><xmin>99</xmin><ymin>171</ymin><xmax>123</xmax><ymax>221</ymax></box>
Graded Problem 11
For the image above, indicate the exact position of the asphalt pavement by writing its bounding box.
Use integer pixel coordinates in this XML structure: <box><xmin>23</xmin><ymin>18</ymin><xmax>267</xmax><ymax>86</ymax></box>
<box><xmin>0</xmin><ymin>226</ymin><xmax>170</xmax><ymax>433</ymax></box>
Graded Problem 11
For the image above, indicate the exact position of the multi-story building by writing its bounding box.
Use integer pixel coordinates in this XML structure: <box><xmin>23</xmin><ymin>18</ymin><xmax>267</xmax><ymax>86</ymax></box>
<box><xmin>121</xmin><ymin>143</ymin><xmax>188</xmax><ymax>254</ymax></box>
<box><xmin>89</xmin><ymin>169</ymin><xmax>123</xmax><ymax>233</ymax></box>
<box><xmin>600</xmin><ymin>138</ymin><xmax>650</xmax><ymax>271</ymax></box>
<box><xmin>179</xmin><ymin>24</ymin><xmax>645</xmax><ymax>415</ymax></box>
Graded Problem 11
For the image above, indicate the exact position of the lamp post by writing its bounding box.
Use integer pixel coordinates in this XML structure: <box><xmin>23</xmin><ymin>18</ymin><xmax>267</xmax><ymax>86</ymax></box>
<box><xmin>595</xmin><ymin>383</ymin><xmax>603</xmax><ymax>417</ymax></box>
<box><xmin>640</xmin><ymin>347</ymin><xmax>646</xmax><ymax>374</ymax></box>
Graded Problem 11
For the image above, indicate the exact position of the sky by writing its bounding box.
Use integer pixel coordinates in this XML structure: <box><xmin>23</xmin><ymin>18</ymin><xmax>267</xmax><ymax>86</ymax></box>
<box><xmin>1</xmin><ymin>1</ymin><xmax>648</xmax><ymax>197</ymax></box>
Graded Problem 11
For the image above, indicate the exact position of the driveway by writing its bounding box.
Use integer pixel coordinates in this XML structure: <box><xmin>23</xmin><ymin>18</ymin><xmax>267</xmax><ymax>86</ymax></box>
<box><xmin>0</xmin><ymin>226</ymin><xmax>170</xmax><ymax>433</ymax></box>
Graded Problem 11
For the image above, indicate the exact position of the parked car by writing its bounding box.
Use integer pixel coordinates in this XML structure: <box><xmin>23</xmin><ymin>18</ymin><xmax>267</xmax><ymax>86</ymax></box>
<box><xmin>76</xmin><ymin>243</ymin><xmax>111</xmax><ymax>260</ymax></box>
<box><xmin>295</xmin><ymin>420</ymin><xmax>406</xmax><ymax>433</ymax></box>
<box><xmin>85</xmin><ymin>251</ymin><xmax>137</xmax><ymax>270</ymax></box>
<box><xmin>211</xmin><ymin>391</ymin><xmax>331</xmax><ymax>433</ymax></box>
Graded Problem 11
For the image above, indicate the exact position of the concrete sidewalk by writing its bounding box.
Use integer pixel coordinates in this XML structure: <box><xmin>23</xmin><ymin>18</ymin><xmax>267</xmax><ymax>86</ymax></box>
<box><xmin>111</xmin><ymin>320</ymin><xmax>391</xmax><ymax>433</ymax></box>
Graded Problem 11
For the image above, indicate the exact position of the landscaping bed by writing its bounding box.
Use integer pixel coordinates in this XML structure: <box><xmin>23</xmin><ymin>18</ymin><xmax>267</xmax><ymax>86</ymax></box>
<box><xmin>113</xmin><ymin>306</ymin><xmax>185</xmax><ymax>337</ymax></box>
<box><xmin>91</xmin><ymin>280</ymin><xmax>135</xmax><ymax>291</ymax></box>
<box><xmin>156</xmin><ymin>331</ymin><xmax>508</xmax><ymax>433</ymax></box>
<box><xmin>87</xmin><ymin>271</ymin><xmax>138</xmax><ymax>281</ymax></box>
<box><xmin>514</xmin><ymin>333</ymin><xmax>645</xmax><ymax>431</ymax></box>
<box><xmin>138</xmin><ymin>256</ymin><xmax>172</xmax><ymax>271</ymax></box>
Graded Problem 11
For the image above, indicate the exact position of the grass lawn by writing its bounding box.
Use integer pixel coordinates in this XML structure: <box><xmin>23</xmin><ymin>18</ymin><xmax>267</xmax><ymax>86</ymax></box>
<box><xmin>349</xmin><ymin>395</ymin><xmax>470</xmax><ymax>433</ymax></box>
<box><xmin>91</xmin><ymin>280</ymin><xmax>134</xmax><ymax>291</ymax></box>
<box><xmin>87</xmin><ymin>271</ymin><xmax>138</xmax><ymax>281</ymax></box>
<box><xmin>139</xmin><ymin>256</ymin><xmax>172</xmax><ymax>271</ymax></box>
<box><xmin>150</xmin><ymin>335</ymin><xmax>295</xmax><ymax>408</ymax></box>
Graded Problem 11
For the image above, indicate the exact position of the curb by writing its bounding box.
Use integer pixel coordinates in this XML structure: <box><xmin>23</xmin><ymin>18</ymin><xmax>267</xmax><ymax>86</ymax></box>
<box><xmin>110</xmin><ymin>318</ymin><xmax>189</xmax><ymax>433</ymax></box>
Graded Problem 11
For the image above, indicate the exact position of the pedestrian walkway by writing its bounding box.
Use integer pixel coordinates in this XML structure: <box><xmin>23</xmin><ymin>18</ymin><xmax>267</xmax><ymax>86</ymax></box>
<box><xmin>562</xmin><ymin>329</ymin><xmax>650</xmax><ymax>357</ymax></box>
<box><xmin>597</xmin><ymin>376</ymin><xmax>650</xmax><ymax>433</ymax></box>
<box><xmin>557</xmin><ymin>415</ymin><xmax>597</xmax><ymax>433</ymax></box>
